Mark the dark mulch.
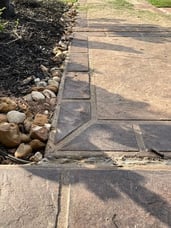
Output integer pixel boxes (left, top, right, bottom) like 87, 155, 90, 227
0, 0, 71, 97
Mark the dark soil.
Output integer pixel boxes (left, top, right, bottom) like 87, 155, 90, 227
0, 0, 72, 97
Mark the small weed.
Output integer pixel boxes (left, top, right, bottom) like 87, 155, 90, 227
0, 8, 8, 31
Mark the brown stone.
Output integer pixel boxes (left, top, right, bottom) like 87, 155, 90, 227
15, 143, 32, 158
0, 114, 7, 123
32, 86, 45, 92
33, 114, 48, 126
24, 118, 32, 133
0, 122, 21, 148
51, 69, 62, 78
29, 139, 46, 151
0, 97, 17, 113
30, 125, 49, 142
20, 133, 31, 143
46, 85, 58, 93
49, 98, 57, 106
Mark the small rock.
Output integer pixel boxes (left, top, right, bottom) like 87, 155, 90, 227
50, 68, 62, 78
21, 76, 34, 86
34, 78, 40, 84
48, 79, 59, 88
32, 86, 45, 92
44, 123, 51, 131
31, 91, 45, 101
20, 133, 31, 143
46, 85, 58, 93
37, 81, 47, 87
43, 89, 56, 99
23, 94, 33, 102
44, 110, 49, 115
24, 119, 32, 133
29, 139, 46, 150
0, 97, 17, 113
53, 76, 61, 82
0, 114, 7, 123
0, 122, 21, 148
49, 98, 57, 106
30, 125, 49, 142
33, 114, 48, 126
7, 111, 26, 124
15, 143, 32, 158
30, 152, 43, 162
40, 64, 49, 73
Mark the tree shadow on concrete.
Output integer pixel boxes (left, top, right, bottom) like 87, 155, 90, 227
83, 17, 171, 44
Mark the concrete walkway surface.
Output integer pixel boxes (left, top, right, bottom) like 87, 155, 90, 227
0, 167, 171, 228
1, 0, 171, 227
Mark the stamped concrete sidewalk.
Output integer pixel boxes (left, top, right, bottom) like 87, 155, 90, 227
1, 0, 171, 227
47, 0, 171, 158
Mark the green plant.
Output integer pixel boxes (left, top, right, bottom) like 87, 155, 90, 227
0, 8, 8, 31
147, 0, 171, 7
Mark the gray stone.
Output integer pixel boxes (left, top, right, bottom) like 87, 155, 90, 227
43, 89, 56, 99
61, 123, 138, 151
31, 91, 45, 101
48, 79, 59, 88
7, 110, 26, 124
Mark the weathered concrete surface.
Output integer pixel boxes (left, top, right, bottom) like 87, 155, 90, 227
63, 72, 90, 99
0, 167, 60, 228
67, 169, 171, 228
61, 123, 138, 151
89, 36, 171, 120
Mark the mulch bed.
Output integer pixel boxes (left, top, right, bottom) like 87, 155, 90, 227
0, 0, 72, 97
0, 0, 76, 164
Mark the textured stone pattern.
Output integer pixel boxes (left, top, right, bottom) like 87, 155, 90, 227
68, 170, 171, 228
52, 0, 171, 154
0, 168, 60, 228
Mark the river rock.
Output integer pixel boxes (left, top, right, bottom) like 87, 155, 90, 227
24, 119, 32, 133
30, 152, 43, 162
44, 123, 51, 131
7, 111, 26, 124
15, 143, 32, 158
0, 122, 21, 147
32, 86, 45, 92
33, 114, 48, 126
46, 85, 58, 93
29, 139, 46, 150
48, 79, 59, 88
37, 81, 47, 87
50, 69, 62, 78
53, 76, 61, 82
31, 91, 45, 101
20, 133, 31, 143
0, 114, 7, 123
23, 94, 33, 102
42, 89, 56, 99
30, 125, 49, 142
0, 97, 17, 113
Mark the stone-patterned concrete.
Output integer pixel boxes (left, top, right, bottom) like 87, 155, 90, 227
68, 170, 171, 228
48, 0, 171, 155
61, 123, 138, 151
0, 167, 60, 228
